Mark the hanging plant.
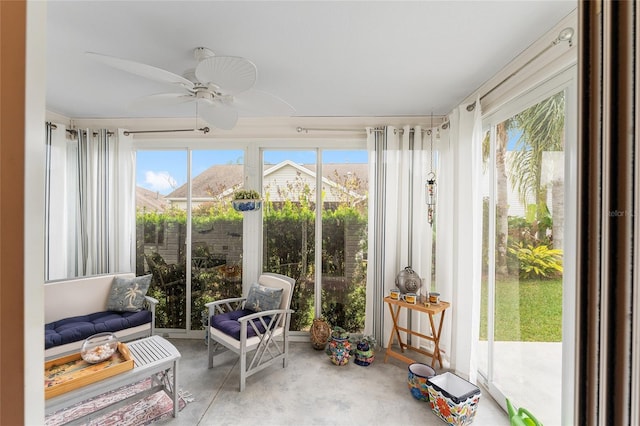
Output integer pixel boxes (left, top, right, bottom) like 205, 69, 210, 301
232, 189, 261, 200
232, 189, 262, 212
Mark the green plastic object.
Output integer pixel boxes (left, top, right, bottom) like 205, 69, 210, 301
506, 398, 543, 426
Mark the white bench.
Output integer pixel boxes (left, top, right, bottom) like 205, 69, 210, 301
45, 273, 157, 359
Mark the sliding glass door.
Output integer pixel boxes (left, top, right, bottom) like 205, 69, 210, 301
479, 87, 568, 424
319, 151, 368, 333
136, 148, 244, 333
262, 150, 318, 332
136, 150, 188, 330
261, 149, 368, 334
189, 150, 245, 331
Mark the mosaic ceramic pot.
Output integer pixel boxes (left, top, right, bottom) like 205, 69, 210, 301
353, 342, 375, 366
408, 362, 436, 401
327, 336, 351, 366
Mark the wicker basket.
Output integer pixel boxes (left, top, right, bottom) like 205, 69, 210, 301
310, 318, 331, 350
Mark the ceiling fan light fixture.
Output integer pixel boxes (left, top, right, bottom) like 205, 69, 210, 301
194, 89, 215, 101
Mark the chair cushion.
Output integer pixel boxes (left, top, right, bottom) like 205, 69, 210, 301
105, 274, 152, 312
210, 309, 273, 340
244, 282, 283, 313
44, 310, 152, 349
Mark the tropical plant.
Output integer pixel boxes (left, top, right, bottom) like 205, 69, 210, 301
509, 92, 565, 244
508, 242, 563, 279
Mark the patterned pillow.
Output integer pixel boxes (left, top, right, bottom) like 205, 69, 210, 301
244, 282, 283, 313
106, 275, 152, 312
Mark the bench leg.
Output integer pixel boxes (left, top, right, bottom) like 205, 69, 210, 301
172, 360, 179, 417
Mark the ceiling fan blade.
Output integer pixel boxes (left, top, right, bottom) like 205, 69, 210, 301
195, 56, 257, 94
128, 93, 195, 110
86, 52, 194, 88
232, 89, 296, 116
197, 99, 238, 130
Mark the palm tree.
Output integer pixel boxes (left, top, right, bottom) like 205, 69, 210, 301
482, 123, 510, 277
495, 122, 510, 276
509, 92, 565, 247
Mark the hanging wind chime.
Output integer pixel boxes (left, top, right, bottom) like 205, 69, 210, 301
426, 116, 437, 225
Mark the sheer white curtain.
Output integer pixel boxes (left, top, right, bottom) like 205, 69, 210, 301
445, 97, 483, 381
45, 125, 134, 280
365, 125, 433, 347
45, 123, 73, 280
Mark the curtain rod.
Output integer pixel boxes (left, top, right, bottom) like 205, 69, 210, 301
466, 27, 574, 112
48, 123, 113, 137
47, 122, 209, 136
123, 127, 210, 136
296, 121, 450, 135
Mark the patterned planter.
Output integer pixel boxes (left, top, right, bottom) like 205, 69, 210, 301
408, 362, 436, 402
326, 336, 351, 366
232, 199, 262, 212
353, 341, 375, 366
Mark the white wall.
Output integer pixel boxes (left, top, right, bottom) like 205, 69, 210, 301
25, 1, 47, 424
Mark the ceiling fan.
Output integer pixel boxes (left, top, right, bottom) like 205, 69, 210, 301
86, 47, 295, 130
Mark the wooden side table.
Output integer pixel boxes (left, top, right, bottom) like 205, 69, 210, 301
383, 296, 450, 368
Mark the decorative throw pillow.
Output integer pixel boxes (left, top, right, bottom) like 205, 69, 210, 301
106, 274, 152, 312
244, 282, 283, 313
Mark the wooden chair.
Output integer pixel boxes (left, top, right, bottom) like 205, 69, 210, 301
205, 273, 295, 391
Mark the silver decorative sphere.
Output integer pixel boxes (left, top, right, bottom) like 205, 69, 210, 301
395, 266, 422, 294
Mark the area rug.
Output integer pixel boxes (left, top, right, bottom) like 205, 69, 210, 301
45, 378, 190, 426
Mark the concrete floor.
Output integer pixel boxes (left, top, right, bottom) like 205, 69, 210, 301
156, 338, 509, 426
477, 341, 563, 425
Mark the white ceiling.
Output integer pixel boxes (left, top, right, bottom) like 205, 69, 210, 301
46, 1, 576, 123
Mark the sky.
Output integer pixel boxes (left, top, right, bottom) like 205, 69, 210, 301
136, 149, 368, 195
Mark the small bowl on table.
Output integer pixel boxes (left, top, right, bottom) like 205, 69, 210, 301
81, 332, 119, 364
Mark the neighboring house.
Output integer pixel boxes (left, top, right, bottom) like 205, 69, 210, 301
136, 186, 168, 212
165, 160, 369, 210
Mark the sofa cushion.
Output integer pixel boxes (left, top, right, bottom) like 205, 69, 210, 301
210, 309, 272, 340
45, 310, 152, 349
106, 274, 152, 312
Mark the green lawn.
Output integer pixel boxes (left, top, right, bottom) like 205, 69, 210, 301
479, 277, 562, 342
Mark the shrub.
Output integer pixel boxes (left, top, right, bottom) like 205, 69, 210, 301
508, 242, 563, 280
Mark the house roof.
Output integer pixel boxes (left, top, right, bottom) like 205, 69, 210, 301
136, 186, 168, 212
166, 162, 368, 200
166, 164, 245, 200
